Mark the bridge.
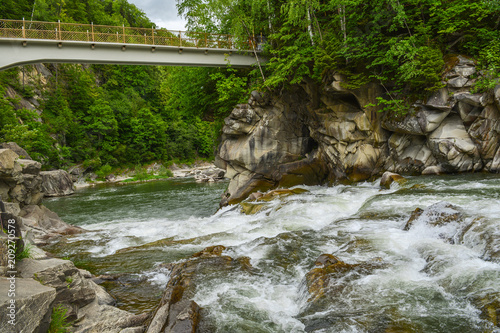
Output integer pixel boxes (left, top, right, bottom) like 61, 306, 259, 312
0, 19, 264, 71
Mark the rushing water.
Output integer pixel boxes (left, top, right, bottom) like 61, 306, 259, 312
43, 175, 500, 332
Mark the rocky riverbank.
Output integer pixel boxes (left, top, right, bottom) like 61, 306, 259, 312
70, 161, 225, 189
0, 143, 149, 332
216, 56, 500, 206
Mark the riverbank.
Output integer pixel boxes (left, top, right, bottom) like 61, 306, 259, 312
73, 161, 226, 189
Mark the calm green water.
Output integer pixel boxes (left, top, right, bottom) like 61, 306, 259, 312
43, 174, 500, 332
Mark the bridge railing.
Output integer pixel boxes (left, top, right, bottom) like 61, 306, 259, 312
0, 19, 257, 51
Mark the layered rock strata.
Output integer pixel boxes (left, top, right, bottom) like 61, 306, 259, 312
217, 56, 500, 205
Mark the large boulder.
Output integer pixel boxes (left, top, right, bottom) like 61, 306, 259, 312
40, 170, 75, 197
0, 142, 31, 160
147, 245, 252, 333
19, 204, 84, 243
18, 258, 96, 320
0, 277, 56, 333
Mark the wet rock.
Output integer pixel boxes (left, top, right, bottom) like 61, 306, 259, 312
304, 254, 385, 303
380, 171, 407, 189
403, 202, 463, 231
40, 170, 75, 197
254, 188, 309, 202
240, 201, 268, 215
146, 246, 252, 333
240, 188, 308, 215
0, 277, 56, 333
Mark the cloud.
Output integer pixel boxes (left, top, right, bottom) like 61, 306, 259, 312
128, 0, 187, 30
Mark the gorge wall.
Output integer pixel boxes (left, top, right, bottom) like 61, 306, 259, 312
216, 56, 500, 205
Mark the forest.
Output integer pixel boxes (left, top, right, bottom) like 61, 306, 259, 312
0, 0, 499, 173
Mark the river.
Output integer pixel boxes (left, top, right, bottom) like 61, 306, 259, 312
43, 175, 500, 332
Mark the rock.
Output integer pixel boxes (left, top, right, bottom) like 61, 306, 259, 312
19, 204, 85, 242
0, 142, 31, 160
239, 188, 309, 215
193, 167, 225, 183
304, 255, 385, 303
75, 299, 149, 333
416, 108, 451, 133
17, 159, 41, 175
423, 88, 454, 111
381, 112, 425, 135
0, 277, 56, 333
427, 115, 483, 172
18, 258, 96, 320
403, 202, 463, 231
448, 76, 471, 88
468, 105, 500, 171
0, 149, 19, 178
380, 171, 407, 188
455, 93, 483, 107
422, 165, 445, 175
40, 170, 75, 197
146, 246, 252, 333
385, 133, 436, 174
248, 90, 269, 107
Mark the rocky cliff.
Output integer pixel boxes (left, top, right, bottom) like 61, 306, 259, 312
216, 56, 500, 205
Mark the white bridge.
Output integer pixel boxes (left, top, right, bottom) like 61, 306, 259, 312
0, 19, 263, 70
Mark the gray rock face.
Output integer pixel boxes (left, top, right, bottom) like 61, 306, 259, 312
428, 115, 483, 172
0, 277, 56, 333
216, 56, 500, 205
0, 148, 44, 207
18, 258, 96, 320
0, 142, 31, 160
40, 170, 75, 197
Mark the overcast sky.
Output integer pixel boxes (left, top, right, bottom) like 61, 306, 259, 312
128, 0, 187, 31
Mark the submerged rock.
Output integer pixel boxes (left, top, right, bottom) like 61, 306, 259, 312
403, 202, 464, 231
380, 171, 407, 189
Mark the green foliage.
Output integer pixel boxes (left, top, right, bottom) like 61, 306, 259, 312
124, 165, 173, 182
95, 164, 113, 180
48, 305, 71, 333
16, 242, 32, 261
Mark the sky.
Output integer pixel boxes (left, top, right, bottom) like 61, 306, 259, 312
128, 0, 187, 31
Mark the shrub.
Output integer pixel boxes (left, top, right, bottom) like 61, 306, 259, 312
48, 305, 71, 333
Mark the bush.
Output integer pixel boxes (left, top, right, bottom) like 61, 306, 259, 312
48, 305, 71, 333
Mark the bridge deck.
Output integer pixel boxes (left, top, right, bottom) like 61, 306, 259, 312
0, 19, 262, 70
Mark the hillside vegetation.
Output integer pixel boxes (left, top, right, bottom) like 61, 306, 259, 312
1, 0, 499, 172
0, 0, 249, 171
